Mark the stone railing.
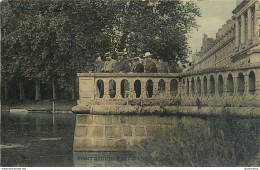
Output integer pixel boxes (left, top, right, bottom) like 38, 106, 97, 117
74, 63, 260, 114
77, 73, 182, 107
182, 63, 260, 107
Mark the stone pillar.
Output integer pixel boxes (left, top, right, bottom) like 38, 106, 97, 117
153, 79, 159, 99
103, 79, 109, 99
141, 79, 147, 99
247, 7, 253, 45
129, 78, 134, 99
244, 74, 249, 97
165, 79, 171, 98
115, 79, 121, 99
235, 19, 240, 51
254, 1, 260, 39
241, 13, 246, 48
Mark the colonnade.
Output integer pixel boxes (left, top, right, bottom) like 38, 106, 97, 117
235, 0, 260, 50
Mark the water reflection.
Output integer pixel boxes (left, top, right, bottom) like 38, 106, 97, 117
1, 111, 152, 167
1, 111, 75, 167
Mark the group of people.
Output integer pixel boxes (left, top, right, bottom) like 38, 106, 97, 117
93, 51, 183, 98
94, 51, 171, 74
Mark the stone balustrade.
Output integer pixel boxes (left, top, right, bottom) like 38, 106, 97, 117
77, 73, 181, 108
182, 63, 260, 107
73, 63, 260, 114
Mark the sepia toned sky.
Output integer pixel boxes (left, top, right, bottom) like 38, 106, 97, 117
188, 0, 237, 60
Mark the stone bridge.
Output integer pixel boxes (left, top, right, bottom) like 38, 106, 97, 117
72, 63, 260, 152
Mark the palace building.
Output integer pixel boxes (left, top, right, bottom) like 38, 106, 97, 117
188, 0, 260, 72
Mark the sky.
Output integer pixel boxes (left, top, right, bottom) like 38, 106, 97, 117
187, 0, 237, 60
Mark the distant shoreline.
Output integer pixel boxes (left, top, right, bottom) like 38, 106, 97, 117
2, 99, 76, 113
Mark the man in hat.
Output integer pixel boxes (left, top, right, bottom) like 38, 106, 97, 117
103, 52, 118, 73
115, 52, 130, 73
143, 52, 157, 73
132, 57, 144, 73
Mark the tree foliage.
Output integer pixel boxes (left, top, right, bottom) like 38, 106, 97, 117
1, 1, 201, 100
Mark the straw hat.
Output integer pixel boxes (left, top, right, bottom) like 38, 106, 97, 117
143, 52, 153, 58
105, 52, 111, 56
116, 52, 127, 56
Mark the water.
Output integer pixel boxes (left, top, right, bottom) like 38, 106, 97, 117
1, 111, 148, 167
1, 111, 76, 167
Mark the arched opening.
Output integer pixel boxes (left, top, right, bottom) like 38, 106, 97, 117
237, 73, 245, 96
218, 75, 224, 97
203, 76, 207, 96
191, 77, 195, 96
121, 79, 129, 98
158, 79, 165, 94
96, 80, 104, 98
146, 80, 153, 98
182, 79, 185, 96
170, 79, 178, 96
109, 80, 116, 98
249, 71, 255, 95
134, 80, 141, 98
227, 74, 234, 96
209, 75, 215, 96
196, 77, 201, 97
186, 78, 189, 95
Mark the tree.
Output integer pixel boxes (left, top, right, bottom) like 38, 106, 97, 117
1, 1, 201, 101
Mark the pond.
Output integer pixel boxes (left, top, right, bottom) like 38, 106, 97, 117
1, 111, 148, 167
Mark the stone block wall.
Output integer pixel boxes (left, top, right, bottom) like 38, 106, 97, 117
74, 114, 179, 151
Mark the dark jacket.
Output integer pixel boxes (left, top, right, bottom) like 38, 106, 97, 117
95, 61, 105, 73
133, 63, 144, 73
115, 59, 130, 73
145, 61, 157, 73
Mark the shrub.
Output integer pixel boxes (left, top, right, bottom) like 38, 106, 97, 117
133, 110, 259, 166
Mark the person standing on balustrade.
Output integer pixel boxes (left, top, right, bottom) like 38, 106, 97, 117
157, 58, 168, 73
103, 52, 118, 73
115, 52, 130, 73
115, 52, 130, 98
132, 57, 144, 73
94, 54, 105, 73
144, 52, 157, 73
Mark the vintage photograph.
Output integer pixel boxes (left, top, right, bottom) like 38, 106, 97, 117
1, 0, 259, 167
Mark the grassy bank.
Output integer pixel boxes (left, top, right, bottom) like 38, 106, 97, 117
133, 110, 260, 166
2, 99, 77, 112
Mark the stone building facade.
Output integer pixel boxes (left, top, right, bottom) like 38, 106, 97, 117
189, 0, 260, 72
